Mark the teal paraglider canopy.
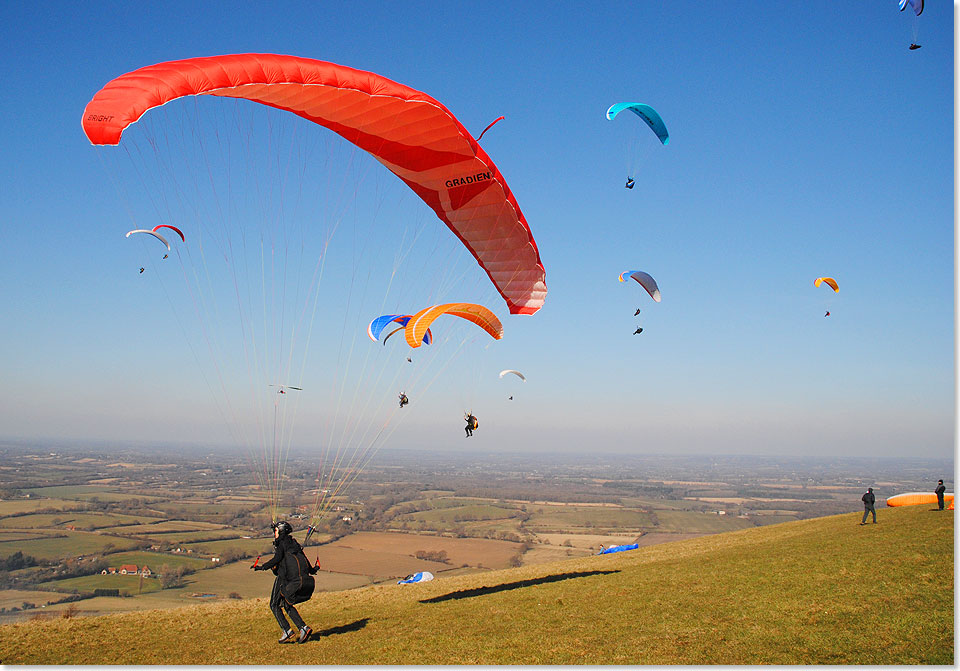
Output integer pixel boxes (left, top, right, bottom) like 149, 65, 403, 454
606, 103, 669, 145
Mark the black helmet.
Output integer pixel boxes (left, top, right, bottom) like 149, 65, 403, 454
271, 520, 293, 536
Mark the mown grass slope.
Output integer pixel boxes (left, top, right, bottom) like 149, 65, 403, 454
0, 506, 951, 665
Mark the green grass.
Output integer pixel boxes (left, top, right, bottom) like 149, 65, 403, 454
651, 509, 755, 533
399, 504, 518, 525
0, 512, 161, 530
42, 573, 163, 596
0, 531, 142, 560
0, 499, 89, 516
181, 536, 276, 557
100, 551, 211, 572
525, 506, 654, 531
24, 486, 165, 503
0, 506, 951, 664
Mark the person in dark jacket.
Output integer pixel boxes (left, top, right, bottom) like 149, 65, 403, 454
860, 487, 876, 525
252, 521, 318, 643
464, 413, 477, 437
935, 479, 946, 510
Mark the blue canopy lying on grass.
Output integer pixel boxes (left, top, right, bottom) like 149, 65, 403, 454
599, 543, 639, 555
398, 571, 434, 584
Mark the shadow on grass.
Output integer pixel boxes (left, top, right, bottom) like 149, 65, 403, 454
419, 570, 618, 604
314, 617, 369, 639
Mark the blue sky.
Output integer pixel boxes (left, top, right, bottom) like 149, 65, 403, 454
0, 2, 954, 459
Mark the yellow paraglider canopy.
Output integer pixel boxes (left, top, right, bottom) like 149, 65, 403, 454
814, 277, 839, 293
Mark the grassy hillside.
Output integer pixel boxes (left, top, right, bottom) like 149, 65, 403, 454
0, 506, 951, 665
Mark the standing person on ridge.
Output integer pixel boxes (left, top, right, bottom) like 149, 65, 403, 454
935, 479, 946, 510
251, 521, 318, 644
860, 487, 876, 525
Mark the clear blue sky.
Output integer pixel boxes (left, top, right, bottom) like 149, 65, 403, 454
0, 2, 954, 459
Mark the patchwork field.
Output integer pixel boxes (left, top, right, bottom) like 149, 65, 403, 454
651, 510, 754, 534
334, 531, 523, 570
25, 486, 165, 503
0, 499, 89, 516
182, 536, 277, 558
43, 573, 163, 596
309, 545, 450, 578
0, 589, 64, 611
0, 530, 143, 561
100, 551, 211, 572
533, 532, 640, 549
525, 504, 654, 532
0, 512, 161, 529
398, 503, 518, 525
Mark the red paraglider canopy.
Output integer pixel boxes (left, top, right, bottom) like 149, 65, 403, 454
82, 54, 546, 315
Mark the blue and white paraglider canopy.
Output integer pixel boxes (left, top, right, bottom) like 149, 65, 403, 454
398, 571, 434, 584
599, 543, 639, 555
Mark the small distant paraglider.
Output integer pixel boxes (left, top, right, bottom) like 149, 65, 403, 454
620, 270, 662, 302
607, 102, 669, 190
126, 228, 171, 253
270, 384, 302, 395
815, 277, 838, 317
464, 412, 478, 437
620, 270, 660, 335
398, 392, 409, 408
814, 277, 839, 293
499, 369, 525, 400
899, 0, 923, 50
476, 115, 505, 142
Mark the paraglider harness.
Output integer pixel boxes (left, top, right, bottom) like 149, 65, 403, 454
464, 413, 478, 436
253, 522, 318, 606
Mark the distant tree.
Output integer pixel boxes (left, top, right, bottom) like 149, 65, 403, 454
0, 551, 38, 571
159, 565, 188, 589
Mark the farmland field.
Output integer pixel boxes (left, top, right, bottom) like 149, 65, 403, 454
101, 551, 211, 572
334, 531, 523, 570
533, 532, 640, 549
0, 589, 64, 611
0, 531, 142, 560
309, 545, 450, 578
0, 499, 89, 516
0, 512, 161, 529
652, 510, 754, 534
397, 503, 518, 525
25, 486, 165, 503
43, 573, 163, 596
105, 520, 228, 534
167, 560, 373, 600
182, 536, 277, 558
525, 505, 654, 531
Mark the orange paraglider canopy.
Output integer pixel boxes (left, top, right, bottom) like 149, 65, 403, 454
814, 277, 839, 293
404, 303, 503, 348
886, 492, 953, 509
